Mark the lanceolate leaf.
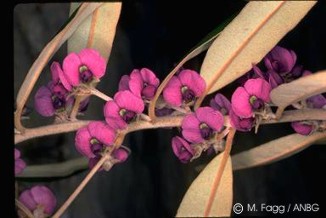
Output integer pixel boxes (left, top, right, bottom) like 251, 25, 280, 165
176, 129, 235, 217
197, 1, 316, 106
15, 3, 103, 132
68, 2, 122, 61
176, 156, 233, 217
232, 132, 326, 171
148, 15, 237, 119
270, 70, 326, 118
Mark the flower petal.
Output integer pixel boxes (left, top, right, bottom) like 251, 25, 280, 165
78, 48, 106, 79
231, 87, 252, 118
129, 69, 143, 97
15, 159, 26, 175
50, 61, 60, 83
34, 86, 55, 117
30, 186, 57, 215
210, 93, 231, 115
178, 69, 206, 96
291, 122, 314, 135
163, 76, 182, 106
75, 127, 94, 158
114, 90, 144, 113
307, 94, 326, 109
118, 75, 130, 91
113, 147, 130, 162
195, 107, 224, 132
54, 62, 73, 91
19, 190, 37, 211
15, 148, 21, 159
181, 114, 203, 143
140, 68, 160, 87
87, 121, 116, 146
244, 78, 271, 102
104, 100, 127, 129
63, 52, 81, 87
171, 136, 194, 163
229, 109, 254, 132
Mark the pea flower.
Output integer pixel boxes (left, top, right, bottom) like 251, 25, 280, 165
171, 136, 194, 163
104, 90, 145, 129
61, 48, 106, 91
119, 68, 160, 100
15, 148, 26, 175
231, 78, 271, 118
163, 69, 206, 107
19, 185, 56, 217
210, 93, 231, 115
181, 107, 224, 143
75, 121, 116, 159
291, 122, 315, 136
264, 46, 297, 75
229, 109, 254, 132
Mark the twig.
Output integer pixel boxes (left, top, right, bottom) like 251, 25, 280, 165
69, 96, 83, 121
15, 199, 34, 218
52, 155, 108, 218
89, 87, 112, 101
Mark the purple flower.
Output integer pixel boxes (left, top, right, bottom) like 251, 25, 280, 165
307, 94, 326, 109
88, 146, 130, 170
231, 78, 271, 118
171, 136, 194, 163
155, 107, 174, 117
264, 46, 297, 75
19, 185, 56, 216
15, 148, 26, 175
118, 75, 131, 91
229, 109, 254, 132
61, 49, 106, 91
210, 93, 231, 115
128, 68, 160, 100
104, 90, 145, 129
75, 121, 116, 159
163, 69, 206, 107
182, 107, 224, 143
291, 121, 314, 135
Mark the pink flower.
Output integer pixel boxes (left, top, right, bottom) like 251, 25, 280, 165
15, 148, 26, 175
209, 93, 231, 115
88, 146, 130, 170
229, 109, 254, 132
307, 94, 326, 109
19, 185, 56, 216
231, 78, 271, 118
291, 121, 315, 135
264, 46, 297, 74
118, 75, 131, 91
171, 136, 194, 163
61, 49, 106, 90
163, 69, 206, 107
34, 82, 71, 117
104, 90, 145, 129
182, 107, 224, 143
75, 121, 116, 159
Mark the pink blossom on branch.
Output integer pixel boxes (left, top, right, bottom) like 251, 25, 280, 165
61, 48, 106, 90
182, 107, 224, 143
19, 185, 57, 217
15, 148, 26, 175
163, 69, 206, 107
104, 90, 145, 129
171, 136, 194, 163
231, 78, 271, 118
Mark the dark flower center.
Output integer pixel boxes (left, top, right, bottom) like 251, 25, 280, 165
119, 109, 136, 123
249, 96, 264, 110
79, 65, 93, 83
52, 95, 65, 110
90, 138, 104, 156
199, 123, 214, 140
181, 86, 195, 104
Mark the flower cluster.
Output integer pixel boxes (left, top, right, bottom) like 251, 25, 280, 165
34, 48, 106, 118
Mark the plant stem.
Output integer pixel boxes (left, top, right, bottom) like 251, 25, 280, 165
52, 155, 108, 218
90, 87, 112, 101
15, 199, 34, 218
69, 96, 83, 121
